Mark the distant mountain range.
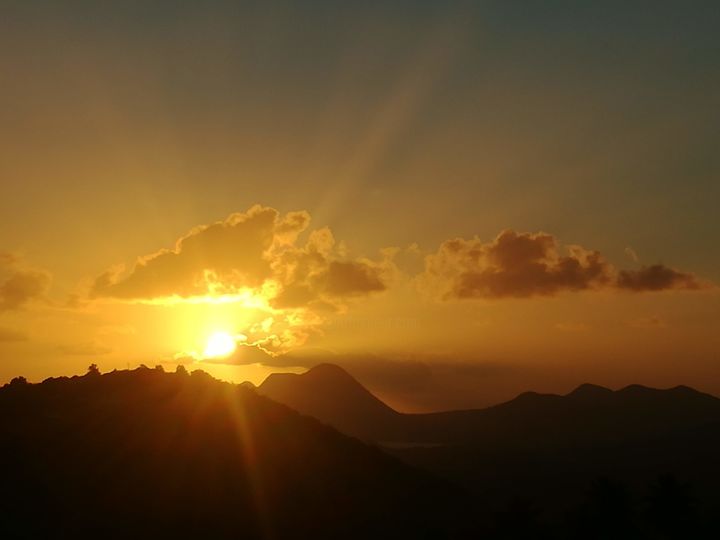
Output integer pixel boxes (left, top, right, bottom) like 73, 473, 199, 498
259, 363, 720, 447
259, 364, 720, 515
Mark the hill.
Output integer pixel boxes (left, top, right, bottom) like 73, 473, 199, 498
257, 364, 720, 523
259, 364, 720, 448
259, 363, 403, 442
0, 367, 462, 539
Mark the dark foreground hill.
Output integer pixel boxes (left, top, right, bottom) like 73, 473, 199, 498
0, 368, 463, 540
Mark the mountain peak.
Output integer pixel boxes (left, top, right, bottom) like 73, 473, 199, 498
261, 363, 362, 393
258, 363, 399, 441
305, 362, 356, 380
668, 384, 703, 395
567, 383, 613, 398
618, 384, 655, 395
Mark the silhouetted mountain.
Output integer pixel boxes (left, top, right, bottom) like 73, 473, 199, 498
259, 363, 403, 441
257, 363, 720, 530
567, 382, 614, 398
0, 368, 463, 539
4, 366, 719, 538
259, 364, 720, 448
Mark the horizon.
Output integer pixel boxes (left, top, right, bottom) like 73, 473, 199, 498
7, 361, 720, 415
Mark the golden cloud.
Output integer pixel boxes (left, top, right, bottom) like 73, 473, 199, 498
90, 205, 388, 308
90, 206, 391, 356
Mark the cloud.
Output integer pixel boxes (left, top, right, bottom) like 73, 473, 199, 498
90, 205, 388, 309
0, 327, 27, 343
270, 229, 387, 310
616, 264, 704, 292
421, 230, 709, 300
422, 230, 612, 299
89, 211, 710, 360
90, 206, 389, 354
0, 253, 51, 311
90, 206, 292, 299
203, 343, 277, 366
165, 341, 278, 367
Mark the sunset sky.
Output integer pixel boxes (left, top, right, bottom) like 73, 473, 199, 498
1, 1, 719, 411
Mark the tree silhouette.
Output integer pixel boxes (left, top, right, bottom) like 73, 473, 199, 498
175, 365, 188, 376
490, 496, 547, 539
571, 477, 637, 539
87, 364, 100, 376
646, 474, 697, 539
9, 376, 27, 386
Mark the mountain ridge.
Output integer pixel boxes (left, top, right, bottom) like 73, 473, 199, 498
255, 363, 720, 517
258, 363, 720, 447
0, 367, 461, 539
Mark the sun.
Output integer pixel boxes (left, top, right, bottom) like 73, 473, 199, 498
203, 331, 237, 359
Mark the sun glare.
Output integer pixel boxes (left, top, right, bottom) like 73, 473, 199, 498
203, 331, 237, 358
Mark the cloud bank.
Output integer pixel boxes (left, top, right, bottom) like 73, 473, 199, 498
87, 208, 710, 362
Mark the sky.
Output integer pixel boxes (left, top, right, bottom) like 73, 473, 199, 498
1, 1, 719, 411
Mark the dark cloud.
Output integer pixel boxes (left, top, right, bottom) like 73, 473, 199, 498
91, 206, 388, 309
0, 253, 51, 311
323, 261, 386, 296
424, 230, 612, 299
423, 230, 709, 299
272, 259, 386, 309
616, 264, 703, 292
